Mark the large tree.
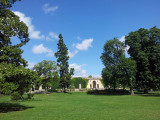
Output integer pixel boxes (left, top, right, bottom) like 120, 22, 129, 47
55, 34, 74, 92
0, 2, 29, 66
125, 27, 160, 93
101, 38, 137, 94
117, 57, 137, 95
0, 63, 37, 98
101, 38, 125, 89
33, 60, 57, 91
0, 0, 33, 98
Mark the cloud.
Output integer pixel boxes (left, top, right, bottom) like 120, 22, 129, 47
32, 44, 54, 57
77, 36, 82, 40
119, 36, 125, 42
27, 62, 36, 69
43, 3, 58, 14
69, 63, 87, 77
119, 36, 129, 55
76, 38, 93, 51
46, 32, 59, 41
68, 50, 78, 58
14, 11, 45, 40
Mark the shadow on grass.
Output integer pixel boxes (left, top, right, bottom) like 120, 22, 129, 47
0, 103, 34, 113
134, 92, 160, 97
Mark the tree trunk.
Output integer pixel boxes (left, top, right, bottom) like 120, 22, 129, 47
144, 89, 148, 94
130, 87, 134, 95
62, 87, 65, 93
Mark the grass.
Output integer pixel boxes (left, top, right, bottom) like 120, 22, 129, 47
0, 92, 160, 120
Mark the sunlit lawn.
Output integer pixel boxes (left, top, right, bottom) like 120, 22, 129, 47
0, 92, 160, 120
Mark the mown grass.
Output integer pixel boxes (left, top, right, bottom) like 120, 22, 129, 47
0, 92, 160, 120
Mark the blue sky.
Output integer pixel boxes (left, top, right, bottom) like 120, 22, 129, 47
11, 0, 160, 77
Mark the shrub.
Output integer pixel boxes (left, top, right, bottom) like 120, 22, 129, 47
11, 92, 21, 101
86, 89, 130, 95
27, 93, 34, 99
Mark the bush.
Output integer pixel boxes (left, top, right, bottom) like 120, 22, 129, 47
27, 93, 34, 99
86, 89, 130, 95
11, 92, 21, 101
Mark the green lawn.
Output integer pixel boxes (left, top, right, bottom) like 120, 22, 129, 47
0, 92, 160, 120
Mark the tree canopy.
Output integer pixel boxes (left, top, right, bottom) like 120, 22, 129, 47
33, 60, 57, 90
125, 26, 160, 93
101, 38, 136, 94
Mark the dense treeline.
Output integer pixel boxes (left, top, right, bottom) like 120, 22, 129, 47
101, 27, 160, 94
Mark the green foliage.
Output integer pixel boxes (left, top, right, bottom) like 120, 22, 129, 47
125, 26, 160, 92
27, 93, 34, 99
0, 63, 37, 97
88, 75, 92, 78
0, 8, 29, 67
11, 92, 21, 101
101, 38, 125, 89
55, 34, 74, 92
33, 60, 57, 90
86, 89, 130, 95
71, 77, 89, 88
51, 72, 60, 90
0, 0, 21, 9
101, 38, 137, 94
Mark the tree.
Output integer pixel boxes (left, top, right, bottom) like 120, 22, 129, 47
117, 57, 137, 95
0, 63, 37, 98
33, 60, 57, 91
55, 34, 74, 92
101, 38, 137, 94
125, 27, 160, 93
51, 72, 60, 90
101, 38, 125, 89
0, 3, 29, 66
0, 0, 32, 98
0, 0, 21, 9
88, 75, 92, 78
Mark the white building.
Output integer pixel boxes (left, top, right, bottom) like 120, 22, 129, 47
86, 77, 104, 89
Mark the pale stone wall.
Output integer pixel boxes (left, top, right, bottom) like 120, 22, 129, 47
86, 78, 104, 89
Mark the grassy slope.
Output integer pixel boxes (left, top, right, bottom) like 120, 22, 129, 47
0, 92, 160, 120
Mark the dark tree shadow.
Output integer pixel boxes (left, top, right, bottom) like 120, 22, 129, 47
134, 91, 160, 97
0, 103, 34, 113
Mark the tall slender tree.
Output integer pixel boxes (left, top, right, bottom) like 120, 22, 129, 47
55, 34, 74, 92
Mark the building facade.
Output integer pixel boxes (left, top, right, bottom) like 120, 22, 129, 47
86, 77, 104, 89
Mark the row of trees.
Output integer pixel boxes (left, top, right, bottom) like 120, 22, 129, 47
101, 27, 160, 94
0, 0, 74, 99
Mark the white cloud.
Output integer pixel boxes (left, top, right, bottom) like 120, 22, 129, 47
14, 11, 45, 40
76, 38, 93, 51
43, 3, 58, 14
27, 62, 36, 69
49, 32, 59, 40
68, 50, 78, 58
119, 36, 125, 42
46, 32, 59, 41
32, 44, 54, 57
77, 36, 82, 40
69, 63, 87, 77
119, 36, 129, 55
